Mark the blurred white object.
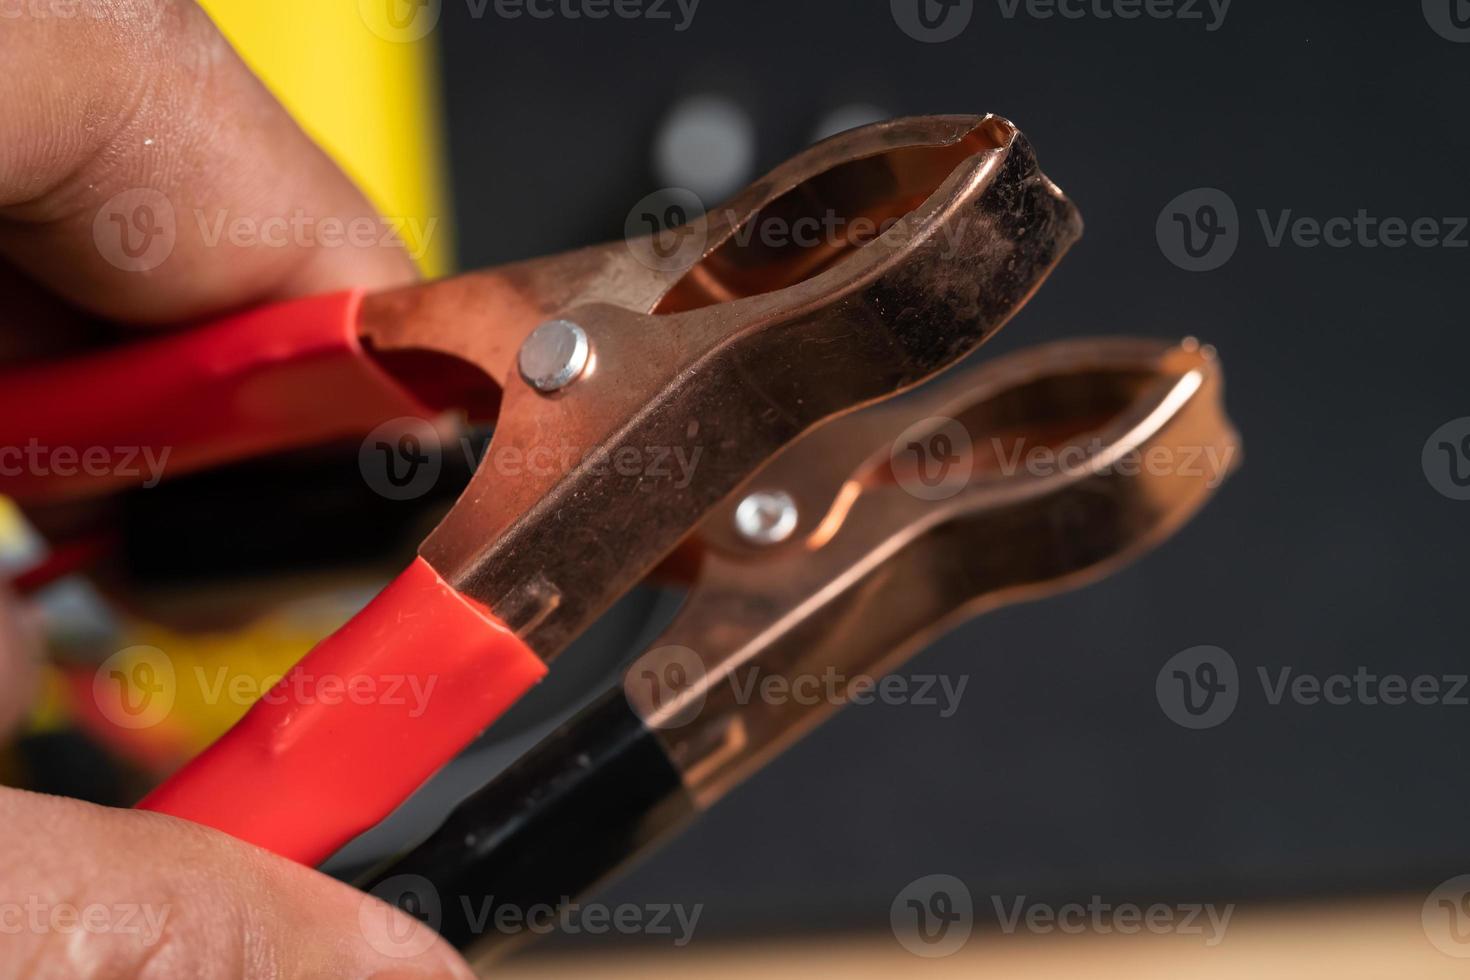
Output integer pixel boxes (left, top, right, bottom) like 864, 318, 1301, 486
812, 103, 890, 143
654, 94, 756, 203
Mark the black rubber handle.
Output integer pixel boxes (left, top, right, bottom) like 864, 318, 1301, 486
358, 690, 695, 959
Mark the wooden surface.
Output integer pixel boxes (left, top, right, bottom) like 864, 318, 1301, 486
495, 899, 1464, 978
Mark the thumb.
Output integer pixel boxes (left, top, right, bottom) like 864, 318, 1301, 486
0, 787, 474, 979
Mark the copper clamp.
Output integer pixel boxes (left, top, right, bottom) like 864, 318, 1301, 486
628, 335, 1242, 805
361, 114, 1084, 661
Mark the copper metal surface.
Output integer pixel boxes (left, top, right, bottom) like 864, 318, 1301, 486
626, 337, 1241, 806
359, 115, 1083, 658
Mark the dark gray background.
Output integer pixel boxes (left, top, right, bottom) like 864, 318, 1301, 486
430, 0, 1470, 944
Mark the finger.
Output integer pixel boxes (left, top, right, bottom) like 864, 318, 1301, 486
0, 0, 418, 326
0, 787, 474, 979
0, 587, 40, 741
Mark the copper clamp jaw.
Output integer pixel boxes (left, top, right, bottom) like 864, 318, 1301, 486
628, 336, 1242, 805
360, 115, 1084, 661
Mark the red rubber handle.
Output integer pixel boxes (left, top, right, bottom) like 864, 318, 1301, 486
0, 290, 429, 503
138, 558, 546, 865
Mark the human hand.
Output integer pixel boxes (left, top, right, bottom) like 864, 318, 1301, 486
0, 2, 468, 975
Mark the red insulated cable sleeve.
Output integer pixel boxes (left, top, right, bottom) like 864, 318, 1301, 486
0, 290, 430, 503
137, 557, 546, 866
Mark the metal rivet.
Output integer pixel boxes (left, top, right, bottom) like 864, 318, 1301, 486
519, 319, 590, 394
734, 490, 799, 546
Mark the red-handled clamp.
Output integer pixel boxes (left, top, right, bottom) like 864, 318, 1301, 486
0, 290, 424, 503
0, 116, 1083, 864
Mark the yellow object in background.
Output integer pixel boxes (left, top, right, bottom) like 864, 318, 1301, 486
0, 498, 26, 558
58, 590, 382, 773
111, 605, 356, 757
198, 0, 454, 276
